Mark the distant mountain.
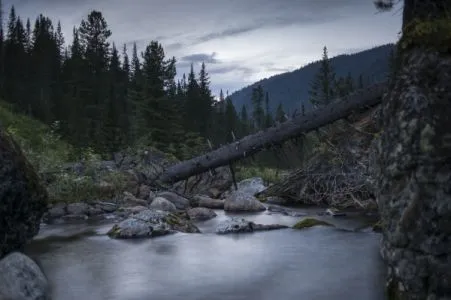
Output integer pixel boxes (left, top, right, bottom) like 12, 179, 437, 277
230, 44, 395, 115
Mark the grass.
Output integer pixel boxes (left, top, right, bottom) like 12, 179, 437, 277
0, 101, 129, 204
235, 166, 284, 185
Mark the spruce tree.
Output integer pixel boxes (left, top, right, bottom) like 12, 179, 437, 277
251, 84, 265, 130
309, 46, 336, 107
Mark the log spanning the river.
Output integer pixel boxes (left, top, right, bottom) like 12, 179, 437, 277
158, 81, 387, 184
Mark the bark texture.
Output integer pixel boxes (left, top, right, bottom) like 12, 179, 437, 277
374, 1, 451, 298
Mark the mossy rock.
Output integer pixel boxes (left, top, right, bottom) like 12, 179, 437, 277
292, 218, 333, 230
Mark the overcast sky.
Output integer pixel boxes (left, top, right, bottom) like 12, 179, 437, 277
4, 0, 402, 96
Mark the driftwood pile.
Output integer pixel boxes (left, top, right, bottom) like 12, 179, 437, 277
256, 106, 381, 209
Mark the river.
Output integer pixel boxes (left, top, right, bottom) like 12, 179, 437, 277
26, 209, 387, 300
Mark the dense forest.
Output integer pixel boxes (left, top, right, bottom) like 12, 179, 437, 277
0, 6, 382, 165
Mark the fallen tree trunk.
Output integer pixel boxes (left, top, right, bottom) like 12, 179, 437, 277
158, 81, 387, 184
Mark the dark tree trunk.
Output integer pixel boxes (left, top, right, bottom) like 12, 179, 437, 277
374, 1, 451, 299
158, 82, 386, 183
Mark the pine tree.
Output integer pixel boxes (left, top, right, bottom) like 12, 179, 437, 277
78, 10, 111, 152
264, 91, 273, 128
251, 84, 265, 129
275, 102, 286, 123
309, 46, 336, 107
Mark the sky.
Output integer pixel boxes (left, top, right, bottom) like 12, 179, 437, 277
4, 0, 402, 96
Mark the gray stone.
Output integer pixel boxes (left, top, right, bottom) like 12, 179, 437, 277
194, 195, 225, 209
157, 191, 190, 209
215, 218, 287, 234
235, 177, 267, 196
224, 191, 266, 212
108, 209, 200, 239
0, 252, 50, 300
149, 196, 177, 212
47, 203, 66, 218
122, 191, 148, 207
66, 202, 89, 215
187, 207, 217, 221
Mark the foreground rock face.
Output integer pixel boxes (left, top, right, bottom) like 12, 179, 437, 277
0, 252, 49, 300
215, 218, 287, 234
373, 37, 451, 299
108, 209, 200, 239
224, 191, 266, 212
0, 130, 48, 258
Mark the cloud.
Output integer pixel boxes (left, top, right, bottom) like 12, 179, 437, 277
180, 52, 220, 64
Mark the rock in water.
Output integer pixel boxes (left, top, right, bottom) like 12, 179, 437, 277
108, 209, 200, 239
224, 191, 266, 212
215, 218, 287, 234
187, 207, 217, 221
0, 130, 48, 258
0, 252, 50, 300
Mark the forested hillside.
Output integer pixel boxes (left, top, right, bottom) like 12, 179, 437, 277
0, 4, 394, 169
229, 44, 394, 115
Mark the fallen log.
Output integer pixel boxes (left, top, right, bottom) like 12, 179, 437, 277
158, 81, 387, 184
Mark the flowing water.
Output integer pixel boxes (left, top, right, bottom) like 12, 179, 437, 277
26, 209, 386, 300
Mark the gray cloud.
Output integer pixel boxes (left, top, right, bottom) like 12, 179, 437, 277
180, 52, 220, 64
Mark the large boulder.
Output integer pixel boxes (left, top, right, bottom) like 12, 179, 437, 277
0, 130, 48, 258
193, 195, 225, 209
236, 177, 266, 196
156, 191, 190, 210
0, 252, 50, 300
224, 191, 266, 212
108, 209, 200, 239
149, 196, 177, 212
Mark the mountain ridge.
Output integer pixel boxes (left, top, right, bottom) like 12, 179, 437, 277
229, 43, 395, 115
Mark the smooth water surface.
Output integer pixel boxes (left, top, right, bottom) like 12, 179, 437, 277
27, 210, 386, 300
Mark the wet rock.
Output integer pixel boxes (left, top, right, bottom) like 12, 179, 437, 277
157, 191, 190, 210
236, 177, 266, 196
66, 202, 89, 215
187, 207, 217, 221
95, 201, 118, 213
0, 129, 48, 258
224, 191, 266, 212
194, 195, 225, 209
292, 218, 333, 230
122, 191, 148, 207
149, 196, 177, 212
0, 252, 49, 300
215, 218, 287, 234
108, 209, 200, 239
